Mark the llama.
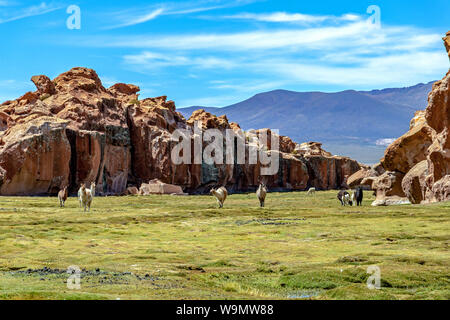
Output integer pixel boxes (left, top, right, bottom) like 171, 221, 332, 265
256, 183, 267, 207
353, 187, 363, 206
337, 190, 353, 206
210, 186, 228, 208
90, 182, 96, 197
77, 186, 82, 207
80, 182, 95, 212
307, 187, 316, 195
78, 182, 96, 207
58, 186, 68, 207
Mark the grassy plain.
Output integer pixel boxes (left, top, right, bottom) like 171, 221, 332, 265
0, 191, 448, 300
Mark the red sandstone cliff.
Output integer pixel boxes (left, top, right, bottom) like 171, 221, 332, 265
0, 68, 361, 195
347, 32, 450, 205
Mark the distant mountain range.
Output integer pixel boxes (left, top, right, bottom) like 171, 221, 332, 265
179, 82, 434, 164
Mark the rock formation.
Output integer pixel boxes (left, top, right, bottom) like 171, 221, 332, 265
348, 32, 450, 205
0, 67, 362, 195
139, 179, 185, 195
347, 163, 385, 190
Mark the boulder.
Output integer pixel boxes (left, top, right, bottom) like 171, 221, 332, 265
108, 83, 140, 98
31, 75, 56, 96
371, 196, 411, 207
187, 109, 230, 130
140, 179, 184, 195
371, 171, 408, 206
126, 186, 139, 195
401, 160, 428, 204
347, 168, 372, 188
381, 122, 433, 174
295, 142, 333, 157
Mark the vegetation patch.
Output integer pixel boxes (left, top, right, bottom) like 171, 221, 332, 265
0, 191, 448, 299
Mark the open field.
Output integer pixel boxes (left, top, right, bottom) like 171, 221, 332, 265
0, 191, 448, 300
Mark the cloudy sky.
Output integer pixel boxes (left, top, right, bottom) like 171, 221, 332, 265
0, 0, 448, 107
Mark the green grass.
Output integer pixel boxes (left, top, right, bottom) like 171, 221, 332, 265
0, 191, 448, 300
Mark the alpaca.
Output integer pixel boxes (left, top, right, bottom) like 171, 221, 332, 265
256, 183, 267, 207
58, 186, 68, 207
353, 187, 363, 206
78, 182, 96, 208
77, 186, 82, 207
80, 183, 95, 212
337, 190, 353, 206
307, 187, 316, 195
90, 182, 96, 197
210, 186, 228, 208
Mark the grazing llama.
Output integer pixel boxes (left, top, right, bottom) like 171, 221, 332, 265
210, 186, 228, 208
80, 182, 96, 212
352, 187, 363, 206
307, 187, 316, 195
58, 186, 68, 207
256, 183, 267, 207
337, 190, 353, 206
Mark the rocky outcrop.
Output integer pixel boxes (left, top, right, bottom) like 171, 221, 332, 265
0, 67, 362, 195
0, 118, 71, 195
347, 164, 384, 189
444, 31, 450, 60
139, 179, 185, 195
295, 142, 333, 157
31, 75, 56, 96
401, 160, 428, 204
372, 32, 450, 205
381, 121, 433, 174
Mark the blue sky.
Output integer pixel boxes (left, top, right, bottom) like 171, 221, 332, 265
0, 0, 449, 107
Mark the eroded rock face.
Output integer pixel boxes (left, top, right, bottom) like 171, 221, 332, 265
0, 68, 133, 195
0, 67, 362, 195
347, 166, 382, 189
401, 160, 428, 204
0, 118, 71, 195
444, 31, 450, 60
371, 171, 409, 206
373, 32, 450, 205
381, 122, 433, 174
31, 75, 55, 96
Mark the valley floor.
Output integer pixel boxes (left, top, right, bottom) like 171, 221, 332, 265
0, 191, 448, 300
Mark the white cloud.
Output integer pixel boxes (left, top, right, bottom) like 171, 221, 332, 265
80, 21, 441, 54
0, 79, 34, 102
375, 138, 396, 146
103, 0, 260, 29
178, 95, 244, 108
104, 8, 164, 30
0, 2, 62, 24
209, 80, 285, 93
65, 10, 448, 92
123, 51, 238, 69
262, 51, 447, 87
222, 11, 361, 24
